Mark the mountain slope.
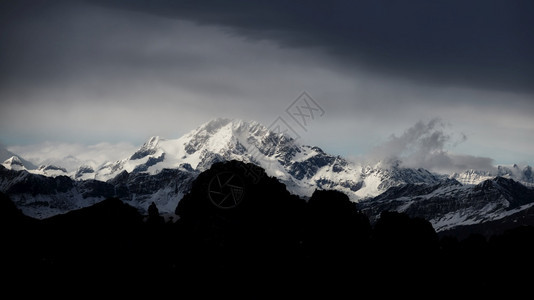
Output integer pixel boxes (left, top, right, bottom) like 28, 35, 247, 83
451, 165, 534, 186
0, 145, 37, 170
0, 163, 197, 219
2, 118, 533, 234
357, 177, 534, 232
0, 119, 442, 218
91, 118, 441, 201
2, 156, 27, 171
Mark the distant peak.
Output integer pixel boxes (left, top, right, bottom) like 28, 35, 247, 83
77, 165, 94, 171
2, 155, 27, 171
130, 136, 161, 160
37, 164, 68, 173
3, 156, 23, 165
198, 118, 265, 133
200, 118, 233, 133
146, 136, 160, 147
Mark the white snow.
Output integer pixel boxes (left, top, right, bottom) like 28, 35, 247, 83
4, 117, 534, 231
2, 156, 26, 171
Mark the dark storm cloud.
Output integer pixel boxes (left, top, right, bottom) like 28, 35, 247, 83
0, 0, 346, 144
90, 0, 534, 94
0, 0, 532, 166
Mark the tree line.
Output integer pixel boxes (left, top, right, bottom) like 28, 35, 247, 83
2, 160, 532, 297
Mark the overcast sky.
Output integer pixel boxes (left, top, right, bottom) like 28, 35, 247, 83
1, 0, 533, 171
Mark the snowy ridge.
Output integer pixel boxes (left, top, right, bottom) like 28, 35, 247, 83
357, 176, 534, 232
0, 164, 196, 219
2, 119, 444, 202
0, 165, 106, 218
451, 165, 534, 187
2, 118, 533, 233
7, 118, 532, 196
2, 156, 26, 171
450, 169, 494, 185
32, 165, 69, 177
90, 118, 441, 201
0, 118, 443, 218
0, 145, 37, 170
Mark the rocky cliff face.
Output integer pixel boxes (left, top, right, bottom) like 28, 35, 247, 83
357, 177, 534, 232
2, 118, 533, 233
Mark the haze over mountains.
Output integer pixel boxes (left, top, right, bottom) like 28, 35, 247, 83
1, 118, 533, 233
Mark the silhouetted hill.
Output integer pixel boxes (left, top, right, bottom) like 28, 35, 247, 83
43, 197, 143, 227
305, 189, 371, 259
2, 161, 533, 296
0, 192, 36, 225
175, 160, 307, 282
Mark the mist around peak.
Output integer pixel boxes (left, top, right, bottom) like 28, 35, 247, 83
361, 118, 497, 174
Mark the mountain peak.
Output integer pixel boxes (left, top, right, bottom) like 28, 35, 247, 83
197, 117, 234, 134
3, 155, 23, 165
37, 164, 67, 172
147, 136, 160, 146
194, 118, 267, 136
5, 117, 533, 234
0, 146, 37, 170
130, 136, 161, 160
34, 164, 69, 177
183, 118, 274, 155
75, 117, 445, 201
2, 156, 26, 171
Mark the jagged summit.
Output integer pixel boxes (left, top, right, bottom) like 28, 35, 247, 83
194, 118, 269, 136
0, 146, 37, 170
451, 164, 534, 186
2, 156, 26, 171
0, 118, 444, 218
39, 118, 442, 205
358, 175, 534, 232
7, 117, 530, 203
3, 155, 22, 165
2, 117, 533, 232
130, 136, 161, 160
74, 165, 95, 180
33, 164, 69, 177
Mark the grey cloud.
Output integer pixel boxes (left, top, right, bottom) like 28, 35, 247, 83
89, 0, 534, 94
0, 2, 347, 144
8, 142, 138, 172
0, 1, 327, 104
369, 118, 447, 161
443, 154, 496, 173
367, 119, 496, 173
0, 0, 532, 166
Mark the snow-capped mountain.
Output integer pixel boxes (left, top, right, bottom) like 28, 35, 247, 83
0, 162, 197, 219
0, 118, 441, 218
33, 164, 69, 177
0, 145, 37, 170
0, 164, 103, 218
451, 165, 534, 186
357, 176, 534, 232
74, 165, 96, 180
6, 118, 530, 196
1, 118, 533, 234
90, 118, 442, 201
2, 156, 27, 171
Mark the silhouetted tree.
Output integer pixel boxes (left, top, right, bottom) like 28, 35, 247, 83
147, 201, 165, 225
303, 189, 371, 279
370, 211, 440, 291
373, 211, 439, 255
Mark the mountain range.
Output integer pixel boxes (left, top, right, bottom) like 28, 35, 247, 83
1, 118, 533, 234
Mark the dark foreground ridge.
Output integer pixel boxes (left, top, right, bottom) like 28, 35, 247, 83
2, 160, 533, 296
